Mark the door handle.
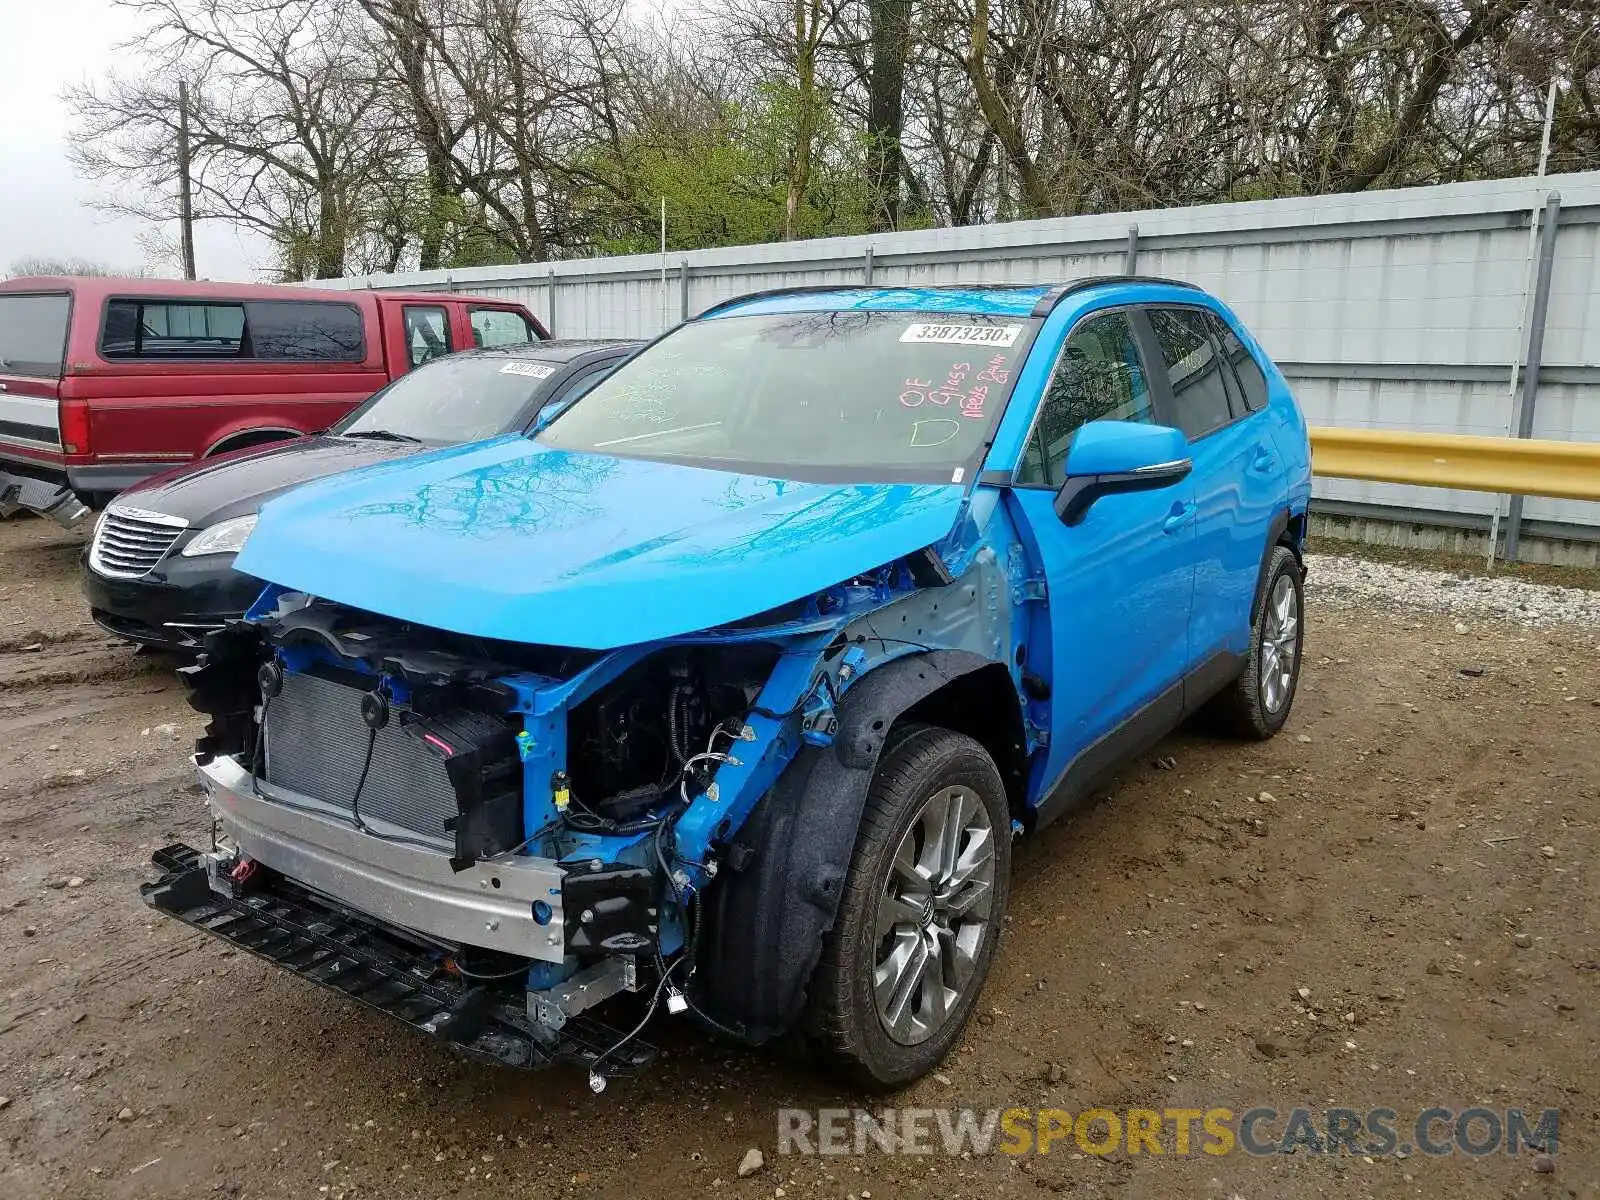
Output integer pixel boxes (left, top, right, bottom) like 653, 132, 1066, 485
1163, 501, 1197, 533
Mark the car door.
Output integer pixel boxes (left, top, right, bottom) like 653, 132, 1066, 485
1005, 306, 1198, 796
1137, 305, 1281, 672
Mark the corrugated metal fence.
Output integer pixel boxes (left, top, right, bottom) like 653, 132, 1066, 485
332, 172, 1600, 545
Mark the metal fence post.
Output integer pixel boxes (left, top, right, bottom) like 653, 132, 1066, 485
1504, 192, 1562, 563
864, 245, 874, 285
680, 259, 691, 322
546, 270, 557, 335
1123, 225, 1139, 274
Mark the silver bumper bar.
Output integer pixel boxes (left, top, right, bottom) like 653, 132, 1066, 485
196, 755, 566, 962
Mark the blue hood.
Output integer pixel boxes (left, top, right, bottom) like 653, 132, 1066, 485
235, 436, 967, 649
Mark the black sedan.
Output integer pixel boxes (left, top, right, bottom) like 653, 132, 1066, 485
83, 339, 638, 651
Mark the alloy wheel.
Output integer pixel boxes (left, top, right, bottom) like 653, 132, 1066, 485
872, 784, 996, 1046
1259, 573, 1299, 714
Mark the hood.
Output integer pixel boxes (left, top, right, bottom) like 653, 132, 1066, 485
235, 436, 968, 649
117, 436, 426, 526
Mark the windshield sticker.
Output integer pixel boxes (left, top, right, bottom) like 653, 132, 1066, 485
900, 323, 1022, 347
500, 361, 556, 379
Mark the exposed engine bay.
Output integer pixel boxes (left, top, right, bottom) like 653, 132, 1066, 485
153, 587, 857, 1082
145, 546, 1022, 1085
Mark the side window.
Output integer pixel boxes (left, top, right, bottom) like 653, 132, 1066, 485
1204, 312, 1269, 412
1146, 307, 1234, 439
245, 301, 364, 361
100, 298, 364, 362
101, 299, 246, 359
403, 305, 452, 368
471, 307, 537, 348
1016, 310, 1152, 488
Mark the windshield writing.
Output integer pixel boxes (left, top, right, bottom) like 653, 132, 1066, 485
537, 311, 1037, 482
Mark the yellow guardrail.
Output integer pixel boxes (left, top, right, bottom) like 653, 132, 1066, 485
1308, 427, 1600, 501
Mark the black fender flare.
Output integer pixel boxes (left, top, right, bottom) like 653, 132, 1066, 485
1249, 509, 1295, 626
692, 649, 996, 1042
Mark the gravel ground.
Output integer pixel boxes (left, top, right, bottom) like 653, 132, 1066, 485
1309, 551, 1600, 630
0, 517, 1596, 1200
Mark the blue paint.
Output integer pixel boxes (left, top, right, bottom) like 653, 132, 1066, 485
234, 280, 1312, 969
237, 437, 968, 650
709, 285, 1053, 318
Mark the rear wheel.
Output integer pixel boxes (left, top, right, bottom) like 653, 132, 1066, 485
1205, 544, 1304, 739
805, 726, 1010, 1090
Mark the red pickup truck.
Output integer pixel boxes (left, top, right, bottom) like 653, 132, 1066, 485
0, 277, 547, 524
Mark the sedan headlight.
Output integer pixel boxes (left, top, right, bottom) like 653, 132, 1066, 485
181, 515, 258, 557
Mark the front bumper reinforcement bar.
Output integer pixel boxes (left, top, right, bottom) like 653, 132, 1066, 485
141, 844, 655, 1075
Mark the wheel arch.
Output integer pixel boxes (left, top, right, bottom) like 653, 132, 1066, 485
693, 649, 1021, 1042
1250, 507, 1306, 627
205, 427, 302, 457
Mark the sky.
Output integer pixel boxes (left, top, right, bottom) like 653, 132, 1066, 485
0, 0, 269, 281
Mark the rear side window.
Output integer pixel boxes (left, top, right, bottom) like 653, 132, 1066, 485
100, 298, 365, 362
248, 301, 364, 360
0, 293, 71, 378
1145, 307, 1234, 439
471, 307, 537, 348
1205, 312, 1269, 412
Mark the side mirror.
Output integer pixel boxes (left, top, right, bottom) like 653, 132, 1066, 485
1053, 421, 1192, 525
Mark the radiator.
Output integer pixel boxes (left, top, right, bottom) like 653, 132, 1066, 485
263, 670, 467, 846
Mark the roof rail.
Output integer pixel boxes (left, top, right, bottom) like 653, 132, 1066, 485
1027, 275, 1200, 316
693, 276, 1200, 321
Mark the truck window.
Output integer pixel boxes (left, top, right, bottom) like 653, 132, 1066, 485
248, 300, 365, 361
470, 307, 537, 348
100, 298, 365, 362
402, 305, 452, 367
0, 293, 72, 378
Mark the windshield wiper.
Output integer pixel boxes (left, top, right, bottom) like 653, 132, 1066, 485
342, 428, 423, 443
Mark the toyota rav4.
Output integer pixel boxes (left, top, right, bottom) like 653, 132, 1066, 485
144, 279, 1311, 1090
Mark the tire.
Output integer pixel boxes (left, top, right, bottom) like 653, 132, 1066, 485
804, 725, 1011, 1090
1204, 543, 1305, 739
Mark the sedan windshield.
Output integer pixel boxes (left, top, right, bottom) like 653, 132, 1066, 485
337, 355, 560, 445
537, 311, 1039, 483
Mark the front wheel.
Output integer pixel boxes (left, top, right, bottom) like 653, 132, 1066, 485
1205, 543, 1305, 739
805, 725, 1011, 1090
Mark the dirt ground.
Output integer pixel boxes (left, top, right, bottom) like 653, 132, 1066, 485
0, 515, 1595, 1200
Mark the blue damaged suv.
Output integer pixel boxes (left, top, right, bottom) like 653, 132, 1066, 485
146, 278, 1311, 1090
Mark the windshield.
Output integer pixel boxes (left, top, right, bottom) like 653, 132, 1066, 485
336, 354, 561, 444
537, 311, 1039, 482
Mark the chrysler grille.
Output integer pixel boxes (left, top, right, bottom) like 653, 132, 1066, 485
89, 507, 188, 578
264, 670, 464, 846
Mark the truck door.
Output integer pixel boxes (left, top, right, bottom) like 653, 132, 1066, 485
380, 302, 454, 375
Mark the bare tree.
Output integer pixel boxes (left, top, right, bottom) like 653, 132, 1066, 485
6, 257, 147, 279
70, 0, 398, 279
65, 0, 1598, 270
